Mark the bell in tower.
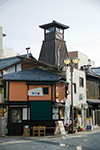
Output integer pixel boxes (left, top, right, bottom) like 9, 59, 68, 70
38, 20, 69, 68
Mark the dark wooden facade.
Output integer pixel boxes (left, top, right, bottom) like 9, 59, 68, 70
86, 74, 100, 100
86, 72, 100, 125
39, 20, 69, 68
18, 56, 65, 77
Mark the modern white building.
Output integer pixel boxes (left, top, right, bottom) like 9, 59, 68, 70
65, 66, 87, 127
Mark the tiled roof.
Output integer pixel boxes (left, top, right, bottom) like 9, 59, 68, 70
3, 68, 61, 82
0, 56, 20, 70
0, 53, 33, 70
86, 67, 100, 78
39, 20, 69, 30
91, 67, 100, 76
87, 99, 100, 104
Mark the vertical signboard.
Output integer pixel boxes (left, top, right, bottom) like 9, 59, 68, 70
64, 98, 70, 125
54, 121, 66, 136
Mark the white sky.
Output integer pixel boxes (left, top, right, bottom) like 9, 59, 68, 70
0, 0, 100, 67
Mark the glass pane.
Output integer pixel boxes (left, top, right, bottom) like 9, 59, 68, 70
11, 109, 22, 123
56, 27, 63, 33
43, 87, 49, 94
46, 27, 54, 33
23, 108, 27, 120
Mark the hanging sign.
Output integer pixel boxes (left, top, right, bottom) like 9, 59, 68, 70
52, 107, 59, 120
28, 87, 43, 96
54, 121, 66, 136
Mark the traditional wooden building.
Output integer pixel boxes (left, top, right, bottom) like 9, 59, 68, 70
0, 54, 34, 106
3, 68, 66, 135
86, 68, 100, 125
2, 20, 90, 135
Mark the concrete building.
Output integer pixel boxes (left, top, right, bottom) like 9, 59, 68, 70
0, 26, 17, 59
65, 66, 87, 127
68, 51, 95, 69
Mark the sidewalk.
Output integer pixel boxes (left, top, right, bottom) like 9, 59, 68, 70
0, 125, 100, 143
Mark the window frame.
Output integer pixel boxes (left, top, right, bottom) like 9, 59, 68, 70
79, 77, 84, 87
43, 87, 49, 95
73, 83, 76, 93
11, 108, 22, 123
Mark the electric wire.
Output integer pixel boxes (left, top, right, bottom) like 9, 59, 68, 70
69, 38, 100, 47
0, 0, 35, 24
0, 0, 8, 7
68, 38, 100, 63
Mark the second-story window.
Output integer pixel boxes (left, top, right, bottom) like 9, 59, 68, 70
15, 65, 17, 72
46, 27, 54, 33
11, 108, 22, 123
79, 77, 84, 87
43, 87, 49, 95
73, 83, 76, 93
1, 71, 3, 76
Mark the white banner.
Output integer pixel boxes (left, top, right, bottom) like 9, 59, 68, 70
64, 98, 70, 125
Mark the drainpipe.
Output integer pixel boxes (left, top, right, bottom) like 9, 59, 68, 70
58, 45, 61, 71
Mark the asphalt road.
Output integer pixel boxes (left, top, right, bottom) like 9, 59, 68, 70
0, 127, 100, 150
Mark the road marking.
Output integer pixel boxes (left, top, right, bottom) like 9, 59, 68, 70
0, 140, 31, 145
76, 146, 82, 150
60, 143, 66, 147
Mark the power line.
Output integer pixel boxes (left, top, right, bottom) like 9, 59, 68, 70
0, 0, 35, 24
81, 41, 100, 53
69, 38, 100, 47
0, 0, 8, 7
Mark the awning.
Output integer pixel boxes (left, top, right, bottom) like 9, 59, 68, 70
52, 102, 65, 107
74, 106, 82, 110
87, 99, 100, 105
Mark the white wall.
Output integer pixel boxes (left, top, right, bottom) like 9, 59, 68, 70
3, 66, 15, 75
2, 63, 21, 75
66, 66, 87, 127
66, 66, 86, 109
17, 63, 21, 72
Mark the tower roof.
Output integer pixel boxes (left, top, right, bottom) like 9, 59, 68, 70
39, 20, 69, 30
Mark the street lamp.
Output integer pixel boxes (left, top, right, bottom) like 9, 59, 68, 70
64, 57, 79, 133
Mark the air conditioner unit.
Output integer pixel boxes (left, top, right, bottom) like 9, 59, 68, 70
79, 94, 84, 100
